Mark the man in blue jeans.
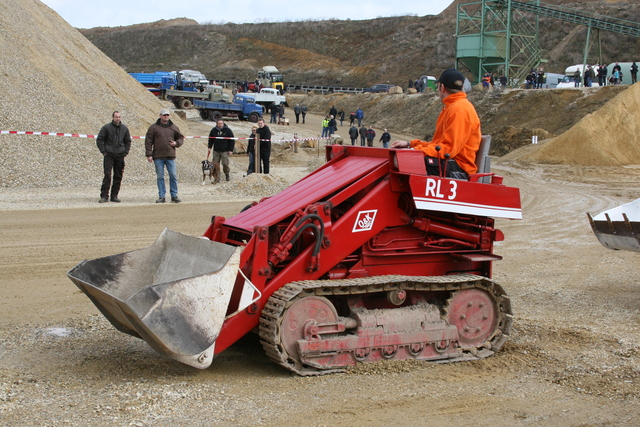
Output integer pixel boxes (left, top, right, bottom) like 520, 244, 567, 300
145, 109, 184, 203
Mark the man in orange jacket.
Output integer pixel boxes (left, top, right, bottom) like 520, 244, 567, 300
392, 68, 481, 179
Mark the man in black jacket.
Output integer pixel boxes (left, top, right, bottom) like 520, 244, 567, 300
255, 118, 272, 174
207, 119, 235, 183
96, 111, 131, 203
348, 125, 358, 145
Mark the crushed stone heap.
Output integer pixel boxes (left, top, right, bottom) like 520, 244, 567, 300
513, 82, 640, 166
0, 0, 206, 188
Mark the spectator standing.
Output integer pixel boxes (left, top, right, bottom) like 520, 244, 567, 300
293, 104, 301, 124
597, 64, 606, 86
348, 124, 358, 145
145, 109, 184, 203
408, 79, 414, 89
277, 104, 285, 123
207, 118, 235, 183
359, 123, 367, 146
365, 126, 376, 147
255, 119, 271, 174
246, 125, 258, 175
379, 129, 391, 148
96, 111, 131, 203
301, 104, 307, 124
321, 116, 330, 138
499, 75, 507, 89
328, 115, 337, 137
536, 69, 545, 89
329, 105, 337, 119
269, 103, 278, 123
613, 62, 622, 84
573, 69, 581, 87
349, 112, 356, 126
584, 66, 594, 87
631, 62, 638, 84
355, 108, 364, 127
338, 109, 345, 126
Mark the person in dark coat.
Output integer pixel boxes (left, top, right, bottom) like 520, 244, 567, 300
348, 125, 359, 145
246, 125, 258, 175
365, 126, 376, 147
255, 119, 271, 174
359, 124, 367, 146
379, 129, 391, 148
96, 111, 131, 203
207, 119, 235, 183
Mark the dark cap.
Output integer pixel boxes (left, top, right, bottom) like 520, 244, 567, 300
436, 69, 465, 90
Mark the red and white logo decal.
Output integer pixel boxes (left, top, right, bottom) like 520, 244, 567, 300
353, 210, 377, 232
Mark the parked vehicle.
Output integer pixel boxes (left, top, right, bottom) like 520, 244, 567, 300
194, 93, 263, 122
129, 71, 173, 95
242, 87, 287, 108
363, 84, 394, 93
543, 72, 565, 89
130, 70, 210, 96
420, 76, 437, 90
164, 85, 229, 109
556, 64, 599, 88
257, 66, 284, 92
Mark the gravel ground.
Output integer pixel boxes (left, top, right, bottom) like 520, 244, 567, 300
2, 161, 640, 426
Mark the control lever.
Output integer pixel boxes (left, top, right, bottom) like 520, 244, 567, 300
443, 153, 450, 177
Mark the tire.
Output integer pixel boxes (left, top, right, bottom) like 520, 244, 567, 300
199, 109, 208, 120
172, 99, 181, 108
248, 112, 260, 123
180, 98, 192, 109
211, 111, 222, 121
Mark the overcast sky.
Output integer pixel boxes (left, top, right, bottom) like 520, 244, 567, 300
40, 0, 449, 29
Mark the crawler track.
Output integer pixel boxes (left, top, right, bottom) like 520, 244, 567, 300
259, 274, 513, 376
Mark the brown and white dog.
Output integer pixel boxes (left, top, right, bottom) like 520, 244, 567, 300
202, 160, 214, 185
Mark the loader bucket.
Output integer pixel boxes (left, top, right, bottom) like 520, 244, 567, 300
588, 198, 640, 253
67, 228, 241, 369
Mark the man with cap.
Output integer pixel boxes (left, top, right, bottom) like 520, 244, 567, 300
392, 68, 481, 179
145, 109, 184, 203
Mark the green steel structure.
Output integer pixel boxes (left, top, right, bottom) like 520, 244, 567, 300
455, 0, 640, 86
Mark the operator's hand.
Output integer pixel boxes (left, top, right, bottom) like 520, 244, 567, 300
391, 140, 410, 148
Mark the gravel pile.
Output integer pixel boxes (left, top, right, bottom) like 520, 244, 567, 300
0, 0, 326, 197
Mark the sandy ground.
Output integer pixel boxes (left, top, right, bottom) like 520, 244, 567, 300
2, 155, 640, 426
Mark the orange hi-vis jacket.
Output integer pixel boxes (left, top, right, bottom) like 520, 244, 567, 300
409, 91, 481, 174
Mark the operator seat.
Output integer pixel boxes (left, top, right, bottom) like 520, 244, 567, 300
473, 135, 492, 183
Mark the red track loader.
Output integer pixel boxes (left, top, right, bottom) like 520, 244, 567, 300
68, 143, 521, 375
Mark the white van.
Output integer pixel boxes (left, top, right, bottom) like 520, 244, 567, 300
544, 72, 565, 89
556, 64, 599, 88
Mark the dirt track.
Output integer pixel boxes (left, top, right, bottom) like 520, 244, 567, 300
1, 158, 640, 426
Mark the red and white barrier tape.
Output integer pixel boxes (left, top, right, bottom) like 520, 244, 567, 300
1, 130, 332, 143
